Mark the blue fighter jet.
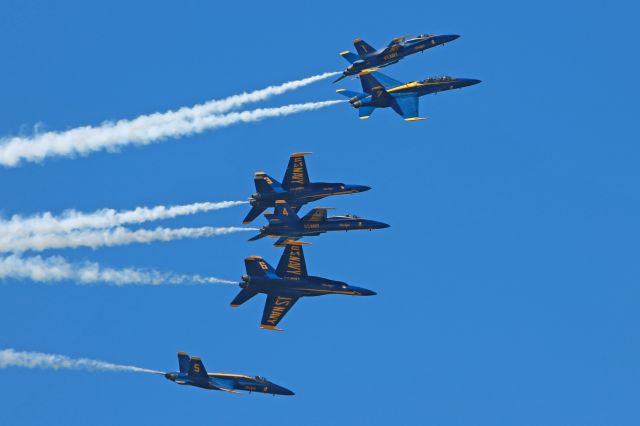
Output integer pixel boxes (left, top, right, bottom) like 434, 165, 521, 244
335, 34, 460, 83
243, 152, 370, 224
337, 71, 481, 121
231, 241, 376, 331
249, 200, 390, 246
163, 352, 294, 395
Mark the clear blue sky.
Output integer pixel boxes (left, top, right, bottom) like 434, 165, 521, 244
1, 1, 639, 425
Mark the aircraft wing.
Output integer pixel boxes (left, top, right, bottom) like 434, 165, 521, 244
260, 294, 299, 330
273, 236, 300, 247
210, 376, 239, 393
391, 94, 425, 121
362, 71, 404, 91
282, 152, 311, 190
276, 241, 308, 279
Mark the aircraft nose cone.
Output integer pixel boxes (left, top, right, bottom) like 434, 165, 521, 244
354, 287, 376, 296
353, 185, 371, 193
462, 78, 482, 87
271, 384, 295, 395
436, 34, 460, 44
376, 222, 391, 229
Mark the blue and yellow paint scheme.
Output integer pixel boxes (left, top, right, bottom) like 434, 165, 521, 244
249, 200, 389, 246
163, 352, 294, 396
243, 152, 371, 224
231, 241, 376, 330
336, 71, 481, 120
335, 34, 460, 83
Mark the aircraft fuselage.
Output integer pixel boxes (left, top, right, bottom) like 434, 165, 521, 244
241, 274, 375, 298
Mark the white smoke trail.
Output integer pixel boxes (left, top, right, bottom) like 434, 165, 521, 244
0, 200, 246, 238
0, 254, 236, 285
0, 349, 162, 374
0, 226, 257, 253
0, 71, 341, 167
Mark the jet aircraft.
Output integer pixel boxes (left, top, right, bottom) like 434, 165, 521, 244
163, 352, 294, 395
231, 241, 376, 330
249, 200, 390, 246
335, 34, 460, 82
243, 152, 370, 224
337, 71, 481, 120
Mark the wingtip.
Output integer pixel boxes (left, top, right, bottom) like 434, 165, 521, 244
260, 325, 284, 332
404, 117, 427, 121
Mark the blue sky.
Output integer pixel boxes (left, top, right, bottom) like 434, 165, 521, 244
1, 0, 639, 425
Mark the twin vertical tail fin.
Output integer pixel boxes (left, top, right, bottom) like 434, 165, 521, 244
177, 352, 190, 373
270, 200, 300, 225
254, 172, 283, 194
244, 256, 278, 278
353, 39, 376, 57
187, 357, 208, 379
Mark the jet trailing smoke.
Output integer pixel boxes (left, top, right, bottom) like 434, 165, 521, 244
0, 349, 161, 374
0, 225, 257, 253
0, 71, 341, 166
0, 254, 236, 285
0, 200, 246, 238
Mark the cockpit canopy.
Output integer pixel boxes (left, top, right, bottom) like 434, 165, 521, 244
422, 76, 454, 83
254, 376, 268, 383
334, 214, 361, 219
409, 34, 434, 41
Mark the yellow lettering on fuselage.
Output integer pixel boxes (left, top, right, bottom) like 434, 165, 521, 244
304, 224, 320, 229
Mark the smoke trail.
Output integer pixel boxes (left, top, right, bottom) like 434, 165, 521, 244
0, 71, 341, 167
0, 226, 257, 253
0, 254, 236, 285
0, 349, 161, 374
0, 200, 246, 238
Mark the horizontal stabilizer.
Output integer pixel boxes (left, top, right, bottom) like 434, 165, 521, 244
339, 51, 359, 63
248, 232, 268, 242
336, 89, 364, 99
230, 288, 259, 307
359, 106, 376, 119
243, 206, 266, 224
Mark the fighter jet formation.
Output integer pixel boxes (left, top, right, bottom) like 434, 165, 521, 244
334, 34, 460, 82
242, 152, 370, 224
336, 33, 480, 120
5, 32, 480, 399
